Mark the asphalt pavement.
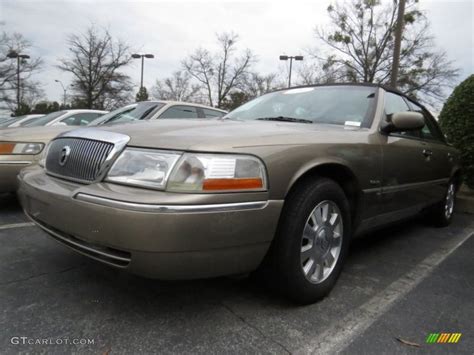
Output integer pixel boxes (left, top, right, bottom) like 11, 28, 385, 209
0, 192, 472, 354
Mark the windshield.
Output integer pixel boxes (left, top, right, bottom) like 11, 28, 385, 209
0, 116, 24, 127
18, 116, 45, 126
91, 102, 165, 125
0, 115, 45, 128
225, 86, 377, 126
23, 111, 66, 127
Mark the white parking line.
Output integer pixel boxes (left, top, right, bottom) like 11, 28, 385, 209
0, 222, 35, 231
295, 230, 473, 355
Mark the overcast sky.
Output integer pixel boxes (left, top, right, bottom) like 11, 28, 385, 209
1, 0, 473, 104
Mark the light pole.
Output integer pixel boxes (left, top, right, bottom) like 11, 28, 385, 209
279, 55, 303, 88
55, 79, 67, 106
131, 53, 154, 89
390, 0, 406, 89
7, 51, 30, 112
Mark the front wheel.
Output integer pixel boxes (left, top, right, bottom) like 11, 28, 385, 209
261, 177, 351, 304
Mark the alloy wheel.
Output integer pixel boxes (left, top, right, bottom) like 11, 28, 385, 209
300, 200, 343, 284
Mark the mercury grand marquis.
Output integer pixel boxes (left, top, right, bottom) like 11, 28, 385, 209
17, 84, 461, 304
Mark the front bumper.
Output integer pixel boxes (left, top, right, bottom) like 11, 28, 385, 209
17, 166, 283, 279
0, 155, 36, 192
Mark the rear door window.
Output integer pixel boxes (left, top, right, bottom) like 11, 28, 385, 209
202, 108, 224, 118
159, 105, 199, 119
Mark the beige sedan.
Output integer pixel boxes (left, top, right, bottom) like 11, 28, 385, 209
0, 110, 107, 192
17, 84, 460, 304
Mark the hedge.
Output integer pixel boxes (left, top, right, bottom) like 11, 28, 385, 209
439, 75, 474, 189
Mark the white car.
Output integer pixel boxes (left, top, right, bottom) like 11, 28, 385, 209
0, 114, 45, 128
22, 109, 107, 127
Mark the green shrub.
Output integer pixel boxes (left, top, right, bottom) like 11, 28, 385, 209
439, 75, 474, 189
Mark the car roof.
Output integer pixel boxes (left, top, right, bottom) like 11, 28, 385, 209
19, 114, 44, 118
62, 109, 108, 114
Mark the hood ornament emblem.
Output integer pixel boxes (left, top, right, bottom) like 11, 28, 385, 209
59, 146, 71, 166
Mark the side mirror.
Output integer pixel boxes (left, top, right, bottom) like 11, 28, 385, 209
381, 111, 424, 133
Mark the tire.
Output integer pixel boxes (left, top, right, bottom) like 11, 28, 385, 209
426, 181, 457, 227
261, 177, 351, 304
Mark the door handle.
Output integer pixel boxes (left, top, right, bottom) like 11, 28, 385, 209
422, 149, 433, 157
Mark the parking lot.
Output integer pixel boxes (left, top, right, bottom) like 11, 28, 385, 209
0, 192, 473, 354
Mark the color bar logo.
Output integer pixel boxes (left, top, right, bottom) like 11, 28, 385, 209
426, 333, 462, 344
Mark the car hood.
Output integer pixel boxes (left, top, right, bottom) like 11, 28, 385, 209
77, 119, 362, 151
0, 126, 74, 143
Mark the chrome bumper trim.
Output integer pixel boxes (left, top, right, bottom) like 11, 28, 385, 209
74, 193, 269, 213
0, 160, 31, 165
24, 211, 131, 266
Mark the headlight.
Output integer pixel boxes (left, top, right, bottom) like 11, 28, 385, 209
167, 153, 267, 192
0, 142, 44, 155
38, 142, 51, 168
105, 149, 268, 193
105, 148, 181, 189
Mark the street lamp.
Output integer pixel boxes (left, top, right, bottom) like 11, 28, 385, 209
131, 53, 155, 89
279, 55, 303, 88
7, 51, 30, 112
55, 79, 67, 106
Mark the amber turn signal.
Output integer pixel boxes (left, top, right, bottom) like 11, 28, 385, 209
202, 178, 264, 191
0, 143, 15, 154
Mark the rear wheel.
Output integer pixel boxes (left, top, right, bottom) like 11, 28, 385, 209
261, 177, 351, 304
426, 181, 456, 227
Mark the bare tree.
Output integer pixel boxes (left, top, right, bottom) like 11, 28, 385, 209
239, 72, 280, 98
152, 71, 202, 102
19, 82, 44, 108
58, 26, 133, 110
296, 60, 343, 86
218, 72, 280, 111
0, 31, 43, 111
183, 48, 215, 106
313, 0, 458, 105
183, 32, 254, 108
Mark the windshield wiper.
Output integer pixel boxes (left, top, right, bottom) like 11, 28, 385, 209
255, 116, 313, 124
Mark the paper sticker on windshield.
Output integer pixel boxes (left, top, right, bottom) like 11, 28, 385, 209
283, 88, 315, 95
344, 121, 361, 127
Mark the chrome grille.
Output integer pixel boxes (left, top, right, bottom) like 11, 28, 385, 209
45, 137, 114, 182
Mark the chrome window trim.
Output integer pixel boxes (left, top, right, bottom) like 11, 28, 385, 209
75, 193, 269, 213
